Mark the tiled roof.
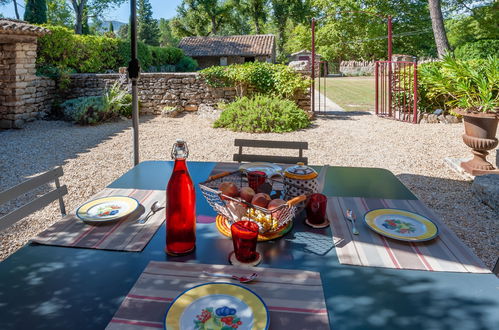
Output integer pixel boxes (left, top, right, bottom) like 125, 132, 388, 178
178, 34, 275, 57
0, 19, 50, 36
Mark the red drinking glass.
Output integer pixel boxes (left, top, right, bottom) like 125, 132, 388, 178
306, 193, 328, 225
231, 221, 259, 263
247, 171, 266, 192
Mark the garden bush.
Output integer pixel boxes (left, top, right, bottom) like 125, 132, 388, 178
418, 55, 498, 113
175, 56, 199, 72
37, 25, 194, 73
61, 82, 133, 125
213, 95, 310, 133
454, 40, 499, 60
200, 62, 310, 98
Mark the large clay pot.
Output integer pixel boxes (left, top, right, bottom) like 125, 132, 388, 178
460, 111, 499, 175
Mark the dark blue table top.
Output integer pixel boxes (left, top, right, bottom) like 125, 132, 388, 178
0, 161, 497, 330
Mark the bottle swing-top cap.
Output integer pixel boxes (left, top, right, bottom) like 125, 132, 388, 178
171, 139, 189, 159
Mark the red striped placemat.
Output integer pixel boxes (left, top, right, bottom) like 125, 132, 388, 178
327, 197, 491, 273
106, 261, 330, 329
31, 188, 165, 252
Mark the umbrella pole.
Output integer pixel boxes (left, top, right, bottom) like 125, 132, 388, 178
129, 0, 140, 166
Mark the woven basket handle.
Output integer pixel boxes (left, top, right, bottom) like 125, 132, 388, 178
208, 171, 232, 181
286, 195, 307, 206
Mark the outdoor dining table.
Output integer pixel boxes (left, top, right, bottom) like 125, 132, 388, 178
0, 161, 498, 330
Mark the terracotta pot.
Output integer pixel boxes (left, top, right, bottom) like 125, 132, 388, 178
458, 111, 499, 175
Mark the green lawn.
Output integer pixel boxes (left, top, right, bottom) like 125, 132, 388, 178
315, 77, 375, 111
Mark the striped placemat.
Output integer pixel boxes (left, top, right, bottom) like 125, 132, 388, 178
327, 197, 491, 273
31, 188, 165, 252
106, 261, 330, 329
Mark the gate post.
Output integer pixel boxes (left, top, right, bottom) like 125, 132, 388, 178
375, 62, 379, 115
413, 58, 418, 124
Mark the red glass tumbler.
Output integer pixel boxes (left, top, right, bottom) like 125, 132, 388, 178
306, 193, 328, 225
247, 171, 266, 192
231, 221, 260, 263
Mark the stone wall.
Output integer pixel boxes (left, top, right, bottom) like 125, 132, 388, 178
0, 42, 55, 128
66, 72, 311, 114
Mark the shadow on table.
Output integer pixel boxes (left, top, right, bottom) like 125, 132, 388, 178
322, 265, 498, 330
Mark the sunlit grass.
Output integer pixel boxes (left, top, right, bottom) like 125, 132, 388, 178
315, 77, 375, 111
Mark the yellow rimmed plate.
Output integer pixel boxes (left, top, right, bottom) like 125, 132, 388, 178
165, 283, 269, 330
76, 196, 139, 224
364, 208, 439, 242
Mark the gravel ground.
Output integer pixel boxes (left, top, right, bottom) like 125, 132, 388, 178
1, 112, 497, 269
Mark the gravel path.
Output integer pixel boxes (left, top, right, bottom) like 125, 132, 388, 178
1, 113, 497, 269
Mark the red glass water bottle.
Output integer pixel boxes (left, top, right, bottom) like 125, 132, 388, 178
166, 139, 196, 255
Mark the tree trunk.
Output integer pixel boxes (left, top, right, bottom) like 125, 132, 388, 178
71, 0, 86, 34
428, 0, 451, 58
13, 0, 19, 20
254, 18, 261, 34
210, 16, 217, 35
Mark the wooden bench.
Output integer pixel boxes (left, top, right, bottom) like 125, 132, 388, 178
0, 167, 67, 232
233, 139, 308, 165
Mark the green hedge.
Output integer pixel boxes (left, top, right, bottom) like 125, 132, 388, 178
37, 25, 196, 73
454, 40, 499, 60
200, 62, 310, 99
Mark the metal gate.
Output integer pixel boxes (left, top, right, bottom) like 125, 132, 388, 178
312, 61, 329, 113
375, 60, 418, 123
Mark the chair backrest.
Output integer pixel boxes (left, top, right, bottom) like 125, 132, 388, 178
233, 139, 308, 165
0, 167, 67, 232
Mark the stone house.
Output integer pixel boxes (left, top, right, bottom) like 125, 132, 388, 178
288, 49, 322, 63
178, 34, 276, 69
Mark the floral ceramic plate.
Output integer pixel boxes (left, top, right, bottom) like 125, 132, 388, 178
76, 196, 139, 224
364, 208, 439, 242
239, 162, 282, 178
164, 283, 269, 330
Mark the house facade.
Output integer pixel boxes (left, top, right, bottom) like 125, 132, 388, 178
178, 35, 276, 69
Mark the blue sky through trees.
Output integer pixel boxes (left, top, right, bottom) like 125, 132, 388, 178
0, 0, 182, 22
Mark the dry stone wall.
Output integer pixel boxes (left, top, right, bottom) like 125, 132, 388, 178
0, 42, 55, 128
66, 72, 311, 114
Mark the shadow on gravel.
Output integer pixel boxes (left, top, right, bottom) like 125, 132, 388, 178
314, 111, 372, 120
0, 116, 155, 213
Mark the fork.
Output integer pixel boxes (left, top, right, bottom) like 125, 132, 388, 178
346, 209, 360, 235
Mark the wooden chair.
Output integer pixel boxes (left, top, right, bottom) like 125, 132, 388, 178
233, 139, 308, 165
0, 167, 67, 232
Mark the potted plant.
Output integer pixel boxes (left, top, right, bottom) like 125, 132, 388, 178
423, 56, 498, 175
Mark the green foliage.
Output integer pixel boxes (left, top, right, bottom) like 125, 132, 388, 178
61, 96, 107, 125
175, 56, 199, 72
201, 62, 310, 98
149, 46, 184, 66
214, 95, 310, 133
61, 82, 133, 125
37, 25, 190, 73
46, 0, 73, 28
116, 40, 153, 69
159, 18, 179, 47
419, 55, 498, 113
24, 0, 47, 24
103, 82, 133, 117
37, 25, 120, 73
454, 40, 499, 60
446, 2, 498, 48
36, 65, 74, 90
138, 0, 160, 46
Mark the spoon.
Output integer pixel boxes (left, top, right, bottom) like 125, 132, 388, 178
138, 201, 163, 224
346, 209, 360, 235
202, 271, 258, 283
